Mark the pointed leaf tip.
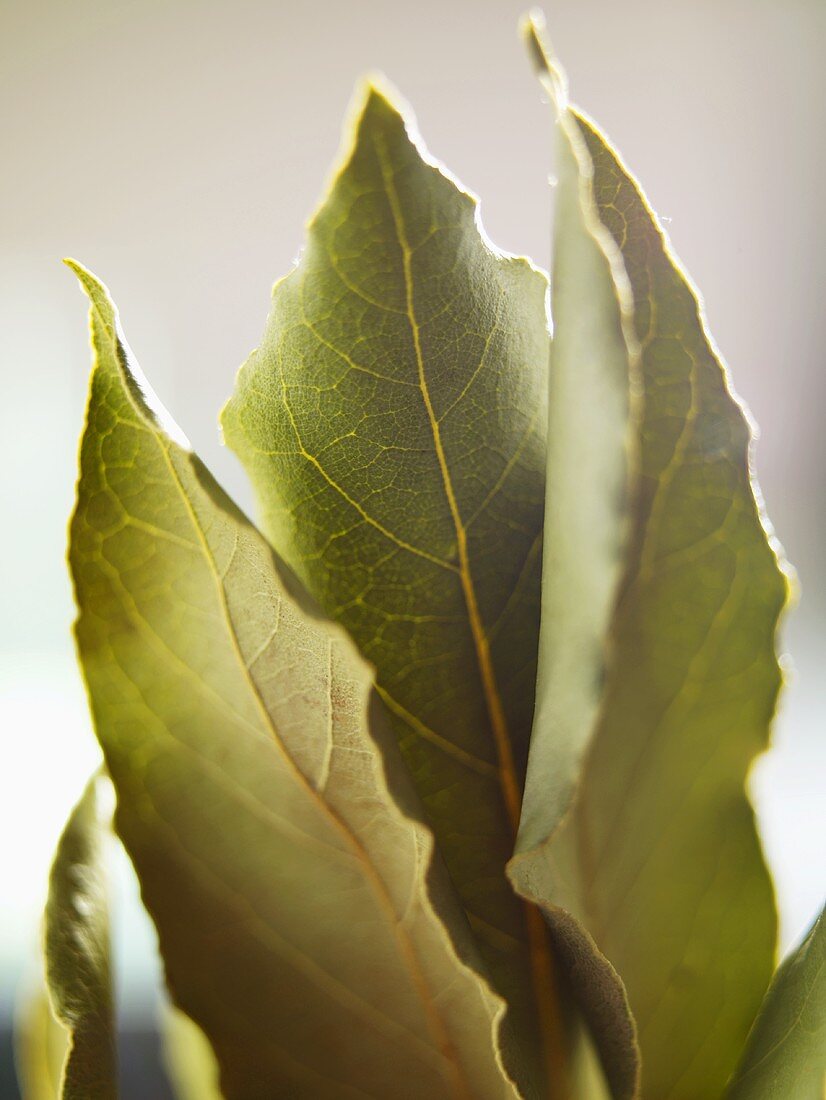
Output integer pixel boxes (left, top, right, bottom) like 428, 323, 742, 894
346, 73, 417, 150
520, 10, 568, 110
64, 259, 118, 332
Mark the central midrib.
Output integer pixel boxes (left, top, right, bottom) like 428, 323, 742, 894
373, 134, 566, 1098
372, 135, 522, 834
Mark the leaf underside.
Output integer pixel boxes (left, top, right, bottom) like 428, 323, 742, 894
518, 22, 790, 1100
222, 83, 556, 1091
67, 262, 516, 1099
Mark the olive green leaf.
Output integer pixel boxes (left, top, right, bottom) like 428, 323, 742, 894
221, 84, 558, 1088
519, 16, 790, 1100
24, 774, 117, 1100
727, 908, 826, 1100
67, 261, 517, 1099
510, 16, 641, 1100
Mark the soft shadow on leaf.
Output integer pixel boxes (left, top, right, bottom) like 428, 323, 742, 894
517, 14, 790, 1100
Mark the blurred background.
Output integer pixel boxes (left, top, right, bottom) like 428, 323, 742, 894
2, 0, 824, 1093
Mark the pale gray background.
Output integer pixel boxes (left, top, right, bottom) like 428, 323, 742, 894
2, 0, 824, 1036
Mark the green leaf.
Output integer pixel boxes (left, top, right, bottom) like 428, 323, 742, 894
511, 16, 641, 1100
727, 908, 826, 1099
520, 17, 790, 1099
38, 775, 116, 1100
67, 261, 517, 1099
221, 83, 558, 1087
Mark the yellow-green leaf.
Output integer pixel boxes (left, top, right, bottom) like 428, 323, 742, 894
34, 775, 116, 1100
726, 908, 826, 1100
520, 18, 790, 1100
221, 83, 557, 1088
68, 262, 516, 1099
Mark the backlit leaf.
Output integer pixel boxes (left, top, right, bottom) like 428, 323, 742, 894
222, 83, 558, 1089
519, 18, 790, 1099
510, 20, 641, 1099
68, 262, 516, 1099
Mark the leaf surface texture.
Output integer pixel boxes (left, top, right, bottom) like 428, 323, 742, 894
68, 263, 516, 1100
222, 83, 554, 1085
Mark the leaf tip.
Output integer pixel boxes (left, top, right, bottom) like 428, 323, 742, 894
63, 258, 117, 329
63, 256, 98, 291
520, 9, 568, 110
352, 71, 414, 141
301, 72, 415, 239
65, 259, 191, 451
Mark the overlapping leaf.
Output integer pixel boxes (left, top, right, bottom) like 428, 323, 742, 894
509, 22, 641, 1099
518, 20, 790, 1100
727, 907, 826, 1099
67, 262, 516, 1099
222, 85, 558, 1089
